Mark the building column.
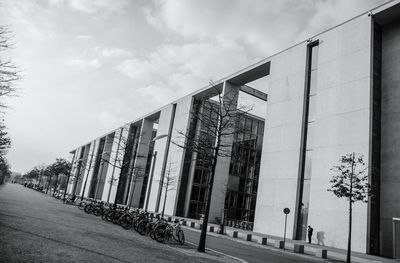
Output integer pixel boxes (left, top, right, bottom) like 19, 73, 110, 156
127, 119, 153, 208
209, 81, 239, 222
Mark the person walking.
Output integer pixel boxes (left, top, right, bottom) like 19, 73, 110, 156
308, 225, 313, 244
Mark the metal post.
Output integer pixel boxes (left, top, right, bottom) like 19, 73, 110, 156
394, 219, 396, 259
284, 214, 287, 249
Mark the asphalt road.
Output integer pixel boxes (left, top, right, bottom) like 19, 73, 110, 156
0, 183, 322, 263
0, 184, 228, 263
184, 227, 322, 263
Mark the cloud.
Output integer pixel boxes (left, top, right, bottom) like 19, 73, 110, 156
76, 35, 94, 40
115, 42, 250, 90
66, 58, 101, 69
68, 0, 129, 14
144, 0, 387, 55
94, 46, 133, 58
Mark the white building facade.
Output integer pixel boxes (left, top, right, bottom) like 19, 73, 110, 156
67, 1, 400, 257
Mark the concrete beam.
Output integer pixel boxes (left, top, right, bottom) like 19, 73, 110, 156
240, 85, 268, 101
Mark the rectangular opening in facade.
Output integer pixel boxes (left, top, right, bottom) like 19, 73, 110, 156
295, 40, 319, 241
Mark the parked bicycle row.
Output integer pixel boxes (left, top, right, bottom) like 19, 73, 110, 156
62, 194, 185, 245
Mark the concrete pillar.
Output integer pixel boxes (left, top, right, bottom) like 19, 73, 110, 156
95, 133, 114, 200
79, 140, 97, 198
208, 81, 239, 222
127, 119, 153, 208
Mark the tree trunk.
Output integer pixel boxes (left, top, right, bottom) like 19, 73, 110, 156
162, 185, 168, 217
347, 152, 355, 263
128, 179, 136, 208
198, 147, 219, 252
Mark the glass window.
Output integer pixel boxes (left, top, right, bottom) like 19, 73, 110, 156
191, 187, 199, 201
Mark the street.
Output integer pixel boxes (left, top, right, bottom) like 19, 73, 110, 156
0, 184, 227, 263
0, 183, 321, 263
184, 226, 322, 263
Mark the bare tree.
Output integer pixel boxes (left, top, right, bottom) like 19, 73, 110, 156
0, 26, 20, 108
173, 82, 253, 252
328, 153, 372, 263
160, 161, 177, 217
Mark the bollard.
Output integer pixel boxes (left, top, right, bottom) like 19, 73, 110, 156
315, 249, 328, 259
246, 234, 252, 241
274, 240, 284, 249
233, 231, 238, 238
258, 237, 267, 245
293, 244, 304, 254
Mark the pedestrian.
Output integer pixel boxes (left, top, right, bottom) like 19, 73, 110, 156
308, 225, 313, 244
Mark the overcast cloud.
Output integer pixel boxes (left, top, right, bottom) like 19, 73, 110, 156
0, 0, 388, 173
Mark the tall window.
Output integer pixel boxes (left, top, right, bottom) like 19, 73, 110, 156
296, 41, 319, 240
225, 116, 264, 223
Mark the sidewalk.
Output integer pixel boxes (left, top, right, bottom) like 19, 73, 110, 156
159, 214, 397, 263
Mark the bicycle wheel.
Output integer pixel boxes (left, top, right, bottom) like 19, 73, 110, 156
120, 214, 133, 230
78, 201, 86, 210
84, 204, 93, 214
136, 221, 148, 235
149, 229, 156, 240
93, 206, 102, 216
154, 225, 167, 243
176, 229, 185, 245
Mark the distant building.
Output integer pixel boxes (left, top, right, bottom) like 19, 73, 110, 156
67, 1, 400, 257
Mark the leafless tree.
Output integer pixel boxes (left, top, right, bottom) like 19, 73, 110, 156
173, 81, 253, 252
0, 26, 20, 108
160, 161, 177, 217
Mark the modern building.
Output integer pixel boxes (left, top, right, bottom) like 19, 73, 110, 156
67, 1, 400, 257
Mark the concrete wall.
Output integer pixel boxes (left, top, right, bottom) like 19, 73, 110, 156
380, 17, 400, 257
101, 128, 125, 203
145, 96, 192, 215
82, 139, 99, 198
79, 140, 97, 197
145, 105, 173, 212
254, 14, 372, 253
209, 82, 239, 222
253, 42, 307, 239
307, 14, 372, 253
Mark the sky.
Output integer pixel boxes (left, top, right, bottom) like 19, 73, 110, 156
0, 0, 389, 173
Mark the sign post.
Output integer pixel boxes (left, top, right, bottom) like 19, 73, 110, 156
283, 208, 290, 250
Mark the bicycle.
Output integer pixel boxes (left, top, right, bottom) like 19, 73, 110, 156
153, 220, 185, 245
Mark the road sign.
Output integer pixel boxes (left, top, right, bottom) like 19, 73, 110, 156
283, 208, 290, 214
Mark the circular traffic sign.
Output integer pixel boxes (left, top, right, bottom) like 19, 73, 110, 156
283, 208, 290, 214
